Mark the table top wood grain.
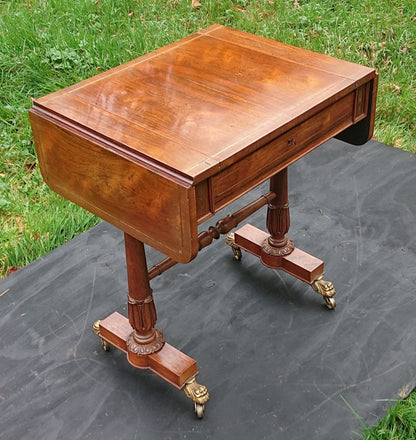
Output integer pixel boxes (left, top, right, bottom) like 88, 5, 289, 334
31, 24, 377, 182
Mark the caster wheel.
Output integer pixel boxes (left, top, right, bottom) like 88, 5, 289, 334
324, 296, 336, 310
233, 247, 242, 261
93, 320, 111, 351
195, 403, 205, 419
225, 233, 242, 261
100, 338, 111, 352
311, 276, 336, 310
184, 377, 209, 419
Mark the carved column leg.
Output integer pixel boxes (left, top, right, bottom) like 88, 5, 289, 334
92, 233, 209, 416
267, 168, 294, 250
261, 168, 295, 265
233, 168, 336, 309
124, 233, 165, 364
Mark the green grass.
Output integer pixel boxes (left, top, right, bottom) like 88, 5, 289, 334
348, 393, 416, 439
362, 397, 416, 440
1, 0, 415, 277
0, 0, 415, 436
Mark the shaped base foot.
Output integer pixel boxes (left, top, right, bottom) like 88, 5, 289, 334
92, 312, 198, 388
184, 377, 210, 419
92, 320, 111, 351
311, 274, 336, 309
234, 224, 336, 309
225, 232, 242, 261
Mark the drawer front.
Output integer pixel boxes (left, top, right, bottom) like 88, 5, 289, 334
211, 92, 356, 212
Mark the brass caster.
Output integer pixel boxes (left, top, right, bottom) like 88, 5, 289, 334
311, 274, 336, 310
225, 233, 242, 261
92, 320, 111, 351
324, 296, 336, 310
195, 403, 205, 419
183, 377, 209, 418
100, 338, 111, 352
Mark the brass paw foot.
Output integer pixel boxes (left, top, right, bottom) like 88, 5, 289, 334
311, 274, 336, 310
92, 320, 111, 351
225, 232, 242, 261
183, 377, 209, 419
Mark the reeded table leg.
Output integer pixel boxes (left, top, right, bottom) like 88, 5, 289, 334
92, 233, 209, 417
124, 233, 165, 362
263, 168, 295, 257
233, 168, 336, 309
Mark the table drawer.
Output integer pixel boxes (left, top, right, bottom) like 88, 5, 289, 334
211, 92, 356, 212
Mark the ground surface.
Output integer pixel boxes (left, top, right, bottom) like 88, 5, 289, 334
1, 138, 415, 440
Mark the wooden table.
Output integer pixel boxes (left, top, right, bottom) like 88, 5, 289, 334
29, 25, 377, 418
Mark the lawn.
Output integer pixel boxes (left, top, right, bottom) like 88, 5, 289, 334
1, 0, 415, 437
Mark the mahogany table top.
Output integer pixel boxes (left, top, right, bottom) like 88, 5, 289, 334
30, 24, 376, 184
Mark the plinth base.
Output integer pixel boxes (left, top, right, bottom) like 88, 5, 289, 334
233, 224, 336, 308
235, 224, 324, 283
97, 312, 198, 389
